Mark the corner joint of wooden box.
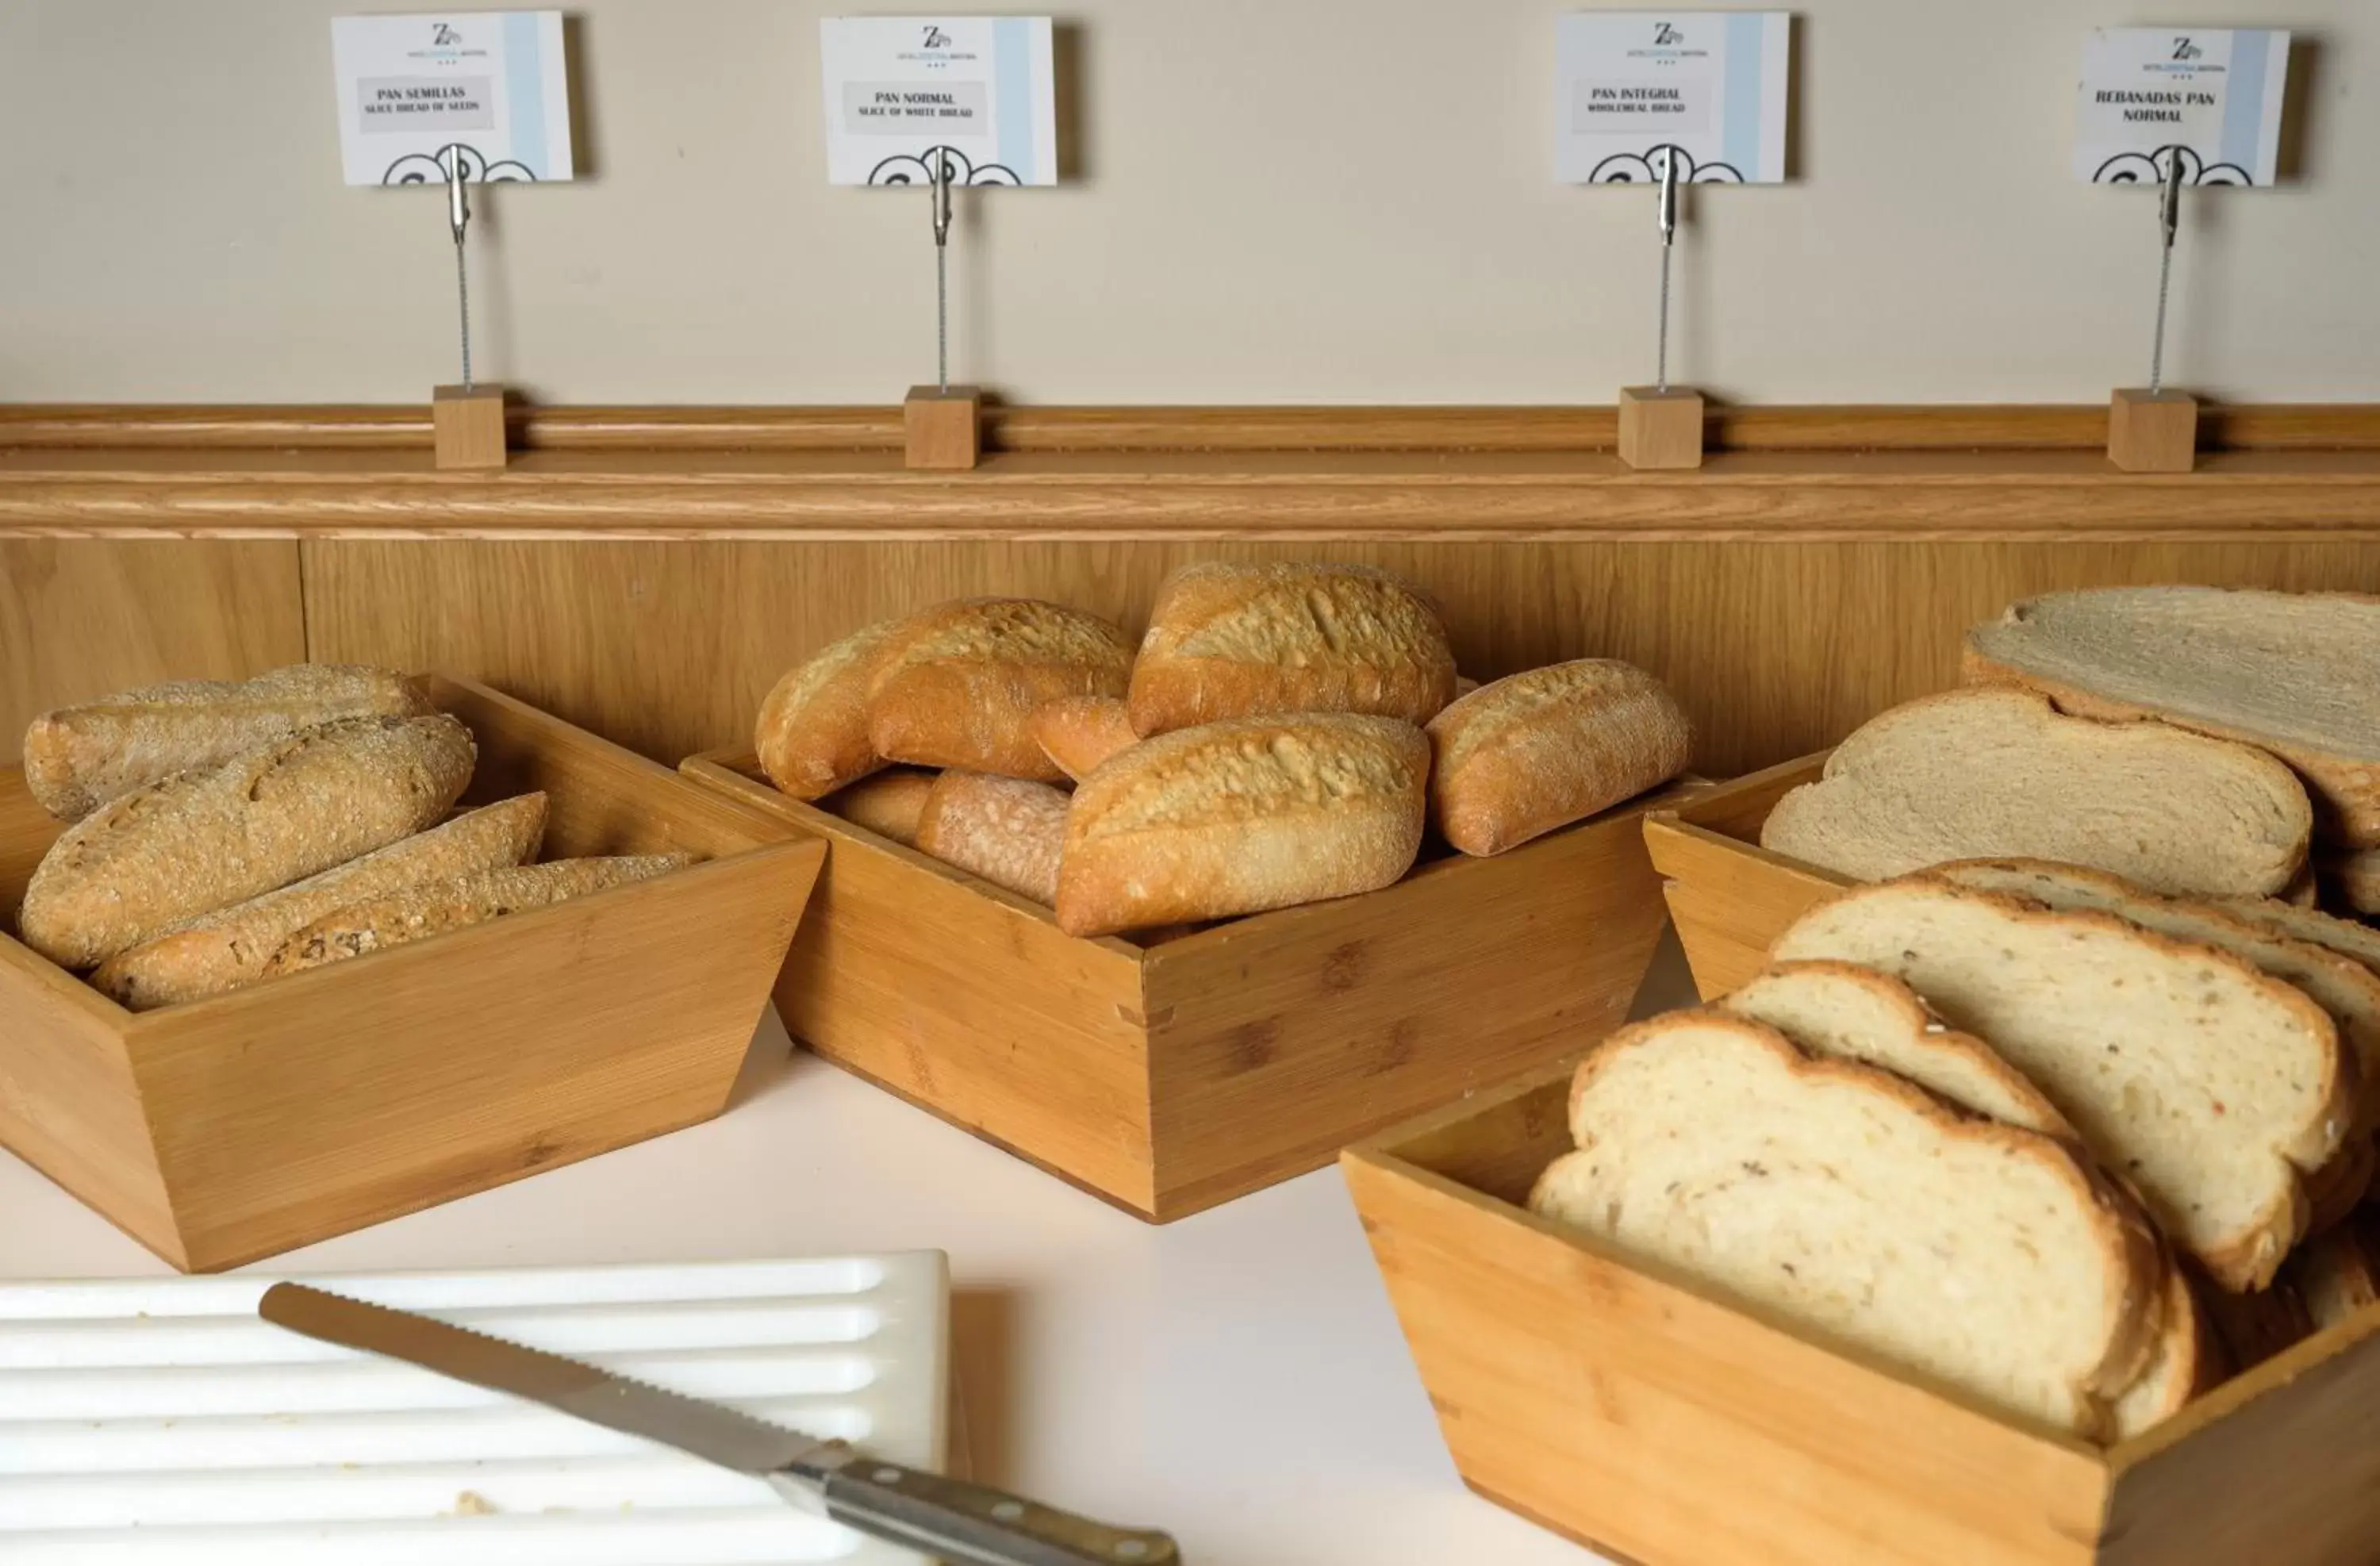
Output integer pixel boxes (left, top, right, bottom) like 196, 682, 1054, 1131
432, 384, 509, 470
904, 385, 984, 470
2107, 388, 2198, 474
1617, 386, 1706, 470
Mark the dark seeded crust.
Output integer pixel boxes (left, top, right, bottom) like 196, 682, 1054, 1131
260, 855, 690, 977
1775, 878, 2350, 1292
1537, 1009, 2167, 1439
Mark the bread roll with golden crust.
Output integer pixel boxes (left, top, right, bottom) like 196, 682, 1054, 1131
867, 599, 1133, 780
1426, 659, 1690, 856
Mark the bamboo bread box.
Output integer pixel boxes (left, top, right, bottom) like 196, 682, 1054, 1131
1643, 750, 1846, 998
1344, 1062, 2380, 1566
0, 677, 824, 1272
681, 747, 1690, 1222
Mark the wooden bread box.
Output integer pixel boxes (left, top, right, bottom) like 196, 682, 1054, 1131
0, 677, 825, 1272
1345, 1061, 2380, 1566
1641, 750, 1847, 998
681, 748, 1690, 1222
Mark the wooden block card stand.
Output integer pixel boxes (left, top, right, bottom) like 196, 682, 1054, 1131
2108, 387, 2198, 474
904, 385, 983, 470
1618, 386, 1705, 470
432, 384, 508, 470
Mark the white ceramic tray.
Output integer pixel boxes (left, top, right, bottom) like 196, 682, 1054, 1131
0, 1253, 947, 1564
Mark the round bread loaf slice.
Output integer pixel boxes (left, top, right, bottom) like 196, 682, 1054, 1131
1126, 562, 1457, 737
1964, 587, 2380, 847
1426, 659, 1691, 857
866, 599, 1134, 781
262, 854, 691, 977
912, 772, 1069, 905
1773, 878, 2355, 1292
16, 714, 476, 971
1760, 688, 2310, 898
88, 793, 547, 1011
1031, 696, 1140, 782
1054, 713, 1429, 938
1717, 961, 2073, 1138
1530, 1011, 2167, 1439
818, 768, 938, 846
21, 663, 432, 821
755, 620, 905, 800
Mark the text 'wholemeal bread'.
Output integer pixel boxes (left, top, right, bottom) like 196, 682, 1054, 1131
1426, 659, 1691, 856
1964, 586, 2380, 847
912, 772, 1069, 905
89, 793, 548, 1011
866, 598, 1134, 780
1530, 1011, 2167, 1439
1127, 562, 1457, 737
21, 663, 432, 821
1772, 877, 2355, 1291
16, 713, 477, 970
1054, 712, 1429, 937
1760, 687, 2311, 898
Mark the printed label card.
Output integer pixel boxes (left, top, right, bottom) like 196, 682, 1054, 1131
820, 17, 1058, 186
331, 11, 573, 185
1555, 12, 1790, 185
2075, 28, 2288, 186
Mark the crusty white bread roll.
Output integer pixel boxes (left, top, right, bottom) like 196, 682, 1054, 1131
912, 771, 1069, 904
1031, 696, 1139, 782
754, 620, 905, 800
22, 664, 432, 821
1425, 659, 1690, 856
1055, 713, 1428, 937
1126, 562, 1457, 736
867, 598, 1134, 780
17, 714, 476, 970
818, 768, 938, 846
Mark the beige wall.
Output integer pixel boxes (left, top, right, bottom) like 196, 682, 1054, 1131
2, 0, 2374, 405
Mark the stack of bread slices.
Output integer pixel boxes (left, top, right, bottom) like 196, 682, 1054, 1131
1534, 586, 2380, 1441
12, 666, 689, 1008
751, 561, 1695, 938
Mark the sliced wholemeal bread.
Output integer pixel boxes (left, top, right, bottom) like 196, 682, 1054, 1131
88, 793, 547, 1010
2292, 1211, 2380, 1331
1715, 961, 2072, 1138
1964, 587, 2380, 847
1529, 1011, 2166, 1438
1760, 688, 2310, 898
16, 714, 476, 970
2194, 1269, 2314, 1371
1772, 878, 2354, 1291
2114, 1268, 2217, 1438
21, 663, 432, 821
2214, 896, 2380, 979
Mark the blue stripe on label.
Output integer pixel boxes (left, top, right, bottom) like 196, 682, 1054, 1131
2219, 29, 2271, 181
993, 15, 1034, 183
1723, 13, 1764, 179
504, 10, 547, 178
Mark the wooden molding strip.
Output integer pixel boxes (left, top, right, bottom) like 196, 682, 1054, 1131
5, 401, 2378, 455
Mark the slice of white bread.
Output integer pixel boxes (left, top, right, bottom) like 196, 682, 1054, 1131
1760, 688, 2310, 899
1929, 859, 2380, 1156
1773, 879, 2355, 1291
1715, 961, 2073, 1138
1964, 587, 2380, 848
1529, 1011, 2166, 1438
2214, 896, 2380, 979
1714, 959, 2198, 1432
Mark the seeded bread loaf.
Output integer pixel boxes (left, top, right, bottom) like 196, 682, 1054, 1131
1426, 659, 1691, 856
262, 854, 690, 977
89, 793, 547, 1010
912, 772, 1069, 904
1760, 688, 2311, 898
866, 598, 1134, 781
1126, 562, 1457, 737
1964, 587, 2380, 846
21, 664, 432, 821
1031, 696, 1139, 782
818, 768, 937, 846
1530, 1011, 2167, 1438
1054, 713, 1429, 938
1773, 878, 2355, 1291
754, 620, 904, 800
1716, 961, 2073, 1138
16, 714, 476, 970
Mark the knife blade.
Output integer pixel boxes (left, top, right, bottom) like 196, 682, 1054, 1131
259, 1281, 1180, 1566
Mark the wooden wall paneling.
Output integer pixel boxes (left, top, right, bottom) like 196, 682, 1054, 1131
0, 540, 307, 765
300, 539, 2380, 779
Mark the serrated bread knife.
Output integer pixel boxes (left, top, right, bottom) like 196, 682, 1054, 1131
259, 1282, 1180, 1566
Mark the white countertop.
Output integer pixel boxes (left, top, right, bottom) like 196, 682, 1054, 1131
0, 938, 1695, 1565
